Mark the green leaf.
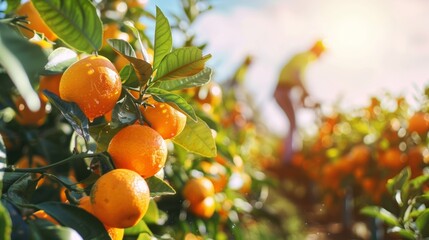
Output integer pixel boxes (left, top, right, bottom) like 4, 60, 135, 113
0, 135, 6, 195
119, 64, 140, 88
0, 23, 47, 112
110, 93, 139, 129
153, 7, 172, 70
148, 88, 197, 121
28, 220, 83, 240
388, 227, 415, 240
137, 232, 153, 240
146, 176, 176, 197
172, 117, 217, 157
387, 167, 410, 195
154, 47, 211, 82
6, 173, 40, 205
43, 47, 78, 74
108, 39, 153, 85
35, 201, 110, 240
5, 0, 20, 14
142, 199, 159, 224
44, 91, 90, 142
89, 123, 122, 152
416, 209, 429, 237
124, 220, 152, 236
32, 0, 103, 53
360, 206, 400, 227
0, 203, 12, 240
153, 67, 212, 91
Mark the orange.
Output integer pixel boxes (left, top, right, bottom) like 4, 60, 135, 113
16, 1, 57, 41
199, 161, 228, 193
39, 74, 62, 103
32, 210, 59, 225
126, 0, 148, 8
183, 177, 215, 204
408, 146, 424, 178
107, 124, 168, 178
102, 23, 130, 48
348, 144, 371, 167
15, 155, 47, 168
14, 95, 46, 126
379, 148, 407, 171
78, 196, 124, 240
140, 97, 187, 139
189, 196, 215, 219
408, 112, 429, 135
59, 55, 122, 121
90, 169, 150, 228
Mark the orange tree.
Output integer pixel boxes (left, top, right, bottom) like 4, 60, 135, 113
286, 86, 429, 235
0, 0, 277, 239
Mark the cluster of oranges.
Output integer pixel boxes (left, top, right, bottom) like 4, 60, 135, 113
12, 2, 190, 238
289, 94, 429, 208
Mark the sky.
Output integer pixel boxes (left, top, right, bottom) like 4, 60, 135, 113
146, 0, 429, 135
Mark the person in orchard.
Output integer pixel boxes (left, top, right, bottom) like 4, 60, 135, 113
274, 40, 326, 163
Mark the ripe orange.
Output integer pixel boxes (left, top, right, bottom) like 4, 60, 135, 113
32, 210, 59, 225
140, 97, 187, 139
182, 177, 215, 204
90, 169, 150, 228
102, 23, 130, 48
379, 148, 407, 171
15, 155, 47, 168
408, 112, 429, 135
408, 146, 424, 177
189, 196, 215, 219
16, 1, 58, 41
39, 74, 62, 103
126, 0, 149, 8
348, 144, 371, 167
59, 55, 122, 121
14, 95, 46, 127
78, 196, 124, 240
107, 124, 168, 178
200, 161, 228, 193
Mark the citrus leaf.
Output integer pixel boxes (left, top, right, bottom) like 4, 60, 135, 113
137, 233, 153, 240
153, 7, 172, 70
123, 21, 151, 63
89, 123, 122, 152
153, 67, 212, 91
5, 0, 20, 14
35, 201, 110, 240
110, 93, 139, 129
0, 135, 6, 195
44, 91, 90, 142
154, 47, 211, 82
124, 219, 152, 236
360, 206, 400, 227
0, 23, 47, 112
172, 117, 217, 157
0, 202, 12, 240
119, 64, 140, 88
6, 173, 39, 205
148, 88, 197, 121
387, 227, 415, 240
43, 47, 78, 74
108, 39, 153, 85
416, 209, 429, 237
146, 176, 175, 197
32, 0, 103, 53
142, 199, 159, 224
28, 220, 83, 240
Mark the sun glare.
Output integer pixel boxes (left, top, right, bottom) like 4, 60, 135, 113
321, 1, 388, 66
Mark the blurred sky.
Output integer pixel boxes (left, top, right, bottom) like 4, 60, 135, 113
146, 0, 429, 135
